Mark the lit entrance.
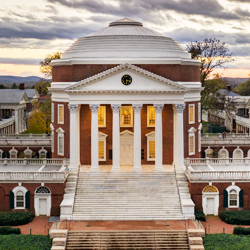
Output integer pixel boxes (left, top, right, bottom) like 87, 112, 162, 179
120, 130, 134, 166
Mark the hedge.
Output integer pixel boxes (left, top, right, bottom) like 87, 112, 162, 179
0, 226, 20, 235
220, 211, 250, 225
0, 235, 52, 250
0, 212, 34, 226
234, 227, 250, 235
203, 234, 250, 250
195, 211, 206, 222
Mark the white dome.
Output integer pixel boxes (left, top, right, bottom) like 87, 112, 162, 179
59, 18, 195, 64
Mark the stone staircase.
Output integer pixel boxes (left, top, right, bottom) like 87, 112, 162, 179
66, 230, 190, 249
72, 171, 184, 220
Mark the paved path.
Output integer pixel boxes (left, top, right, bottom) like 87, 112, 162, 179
13, 216, 52, 235
203, 216, 250, 234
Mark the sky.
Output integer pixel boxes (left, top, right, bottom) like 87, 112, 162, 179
0, 0, 250, 78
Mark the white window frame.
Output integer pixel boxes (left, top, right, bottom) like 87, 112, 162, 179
50, 123, 54, 153
12, 186, 27, 209
198, 103, 201, 123
205, 147, 213, 158
198, 123, 202, 153
189, 133, 195, 156
58, 104, 64, 124
24, 148, 33, 158
56, 127, 65, 156
218, 147, 229, 158
233, 147, 244, 159
226, 185, 241, 208
51, 103, 54, 123
38, 148, 48, 158
98, 132, 108, 161
120, 106, 133, 127
145, 131, 155, 161
147, 106, 155, 127
189, 104, 195, 124
98, 106, 106, 128
9, 148, 18, 159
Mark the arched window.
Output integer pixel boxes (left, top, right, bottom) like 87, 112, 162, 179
9, 148, 18, 159
35, 186, 51, 194
16, 191, 24, 208
38, 148, 47, 158
233, 148, 243, 159
205, 148, 213, 158
24, 148, 32, 158
229, 189, 237, 207
218, 148, 229, 158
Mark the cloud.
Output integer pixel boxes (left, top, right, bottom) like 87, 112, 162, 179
227, 0, 250, 2
47, 0, 241, 20
0, 58, 41, 65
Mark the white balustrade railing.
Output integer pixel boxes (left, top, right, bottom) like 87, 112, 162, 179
0, 117, 15, 129
0, 139, 51, 146
202, 133, 249, 138
0, 134, 51, 139
0, 158, 69, 165
185, 158, 249, 165
235, 115, 250, 127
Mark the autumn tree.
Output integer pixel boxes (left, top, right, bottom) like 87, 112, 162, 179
27, 99, 51, 134
186, 38, 234, 85
35, 80, 51, 95
40, 52, 61, 78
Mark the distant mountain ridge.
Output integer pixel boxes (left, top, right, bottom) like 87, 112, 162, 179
0, 76, 50, 87
222, 77, 249, 86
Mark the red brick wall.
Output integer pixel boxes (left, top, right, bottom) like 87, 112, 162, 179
201, 146, 250, 158
189, 181, 250, 212
52, 102, 70, 158
0, 182, 65, 216
80, 104, 91, 165
184, 101, 201, 158
52, 64, 200, 82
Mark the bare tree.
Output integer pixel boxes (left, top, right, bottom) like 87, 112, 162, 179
186, 38, 234, 85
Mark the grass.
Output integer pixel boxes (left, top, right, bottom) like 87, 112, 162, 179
0, 235, 52, 250
204, 234, 250, 250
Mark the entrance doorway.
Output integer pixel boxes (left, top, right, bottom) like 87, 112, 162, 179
207, 198, 214, 215
120, 130, 134, 166
39, 198, 47, 215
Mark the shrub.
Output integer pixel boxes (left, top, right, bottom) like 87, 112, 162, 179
0, 235, 52, 250
204, 234, 250, 250
0, 226, 20, 235
0, 212, 34, 226
220, 211, 250, 225
234, 227, 250, 235
195, 211, 206, 222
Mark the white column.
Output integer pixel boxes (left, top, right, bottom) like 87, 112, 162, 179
111, 104, 121, 171
19, 109, 22, 133
77, 105, 81, 166
90, 104, 100, 171
68, 104, 80, 170
133, 104, 142, 171
154, 104, 164, 171
173, 105, 178, 165
15, 109, 19, 134
175, 104, 185, 171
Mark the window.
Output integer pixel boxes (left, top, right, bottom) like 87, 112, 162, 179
98, 132, 107, 161
147, 106, 155, 127
198, 103, 201, 123
9, 148, 18, 159
189, 104, 195, 124
189, 134, 195, 155
58, 104, 64, 124
205, 148, 213, 158
51, 103, 54, 123
16, 191, 24, 208
120, 106, 133, 127
98, 106, 106, 127
229, 189, 237, 207
233, 148, 243, 159
146, 131, 155, 161
198, 130, 201, 152
36, 186, 51, 194
58, 135, 64, 156
56, 128, 65, 156
24, 149, 32, 158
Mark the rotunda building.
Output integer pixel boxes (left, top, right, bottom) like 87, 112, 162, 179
50, 18, 202, 171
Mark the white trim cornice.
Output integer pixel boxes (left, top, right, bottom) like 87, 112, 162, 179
65, 63, 188, 93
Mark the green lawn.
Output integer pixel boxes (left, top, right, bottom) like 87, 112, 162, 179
0, 235, 52, 250
204, 234, 250, 250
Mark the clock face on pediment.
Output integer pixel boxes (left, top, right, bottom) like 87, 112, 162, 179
121, 74, 132, 86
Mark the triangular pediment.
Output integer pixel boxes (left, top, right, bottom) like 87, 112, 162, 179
120, 130, 134, 137
65, 64, 187, 94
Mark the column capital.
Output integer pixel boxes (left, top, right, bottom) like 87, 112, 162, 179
111, 104, 121, 113
68, 104, 80, 114
175, 104, 185, 113
154, 104, 164, 113
89, 104, 100, 113
132, 104, 143, 113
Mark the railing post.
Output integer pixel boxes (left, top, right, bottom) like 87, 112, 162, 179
29, 133, 32, 138
63, 158, 67, 165
53, 170, 57, 179
23, 158, 27, 165
29, 170, 34, 180
4, 158, 8, 165
6, 171, 11, 180
43, 158, 47, 165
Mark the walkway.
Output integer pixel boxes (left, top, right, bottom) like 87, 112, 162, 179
203, 216, 250, 234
